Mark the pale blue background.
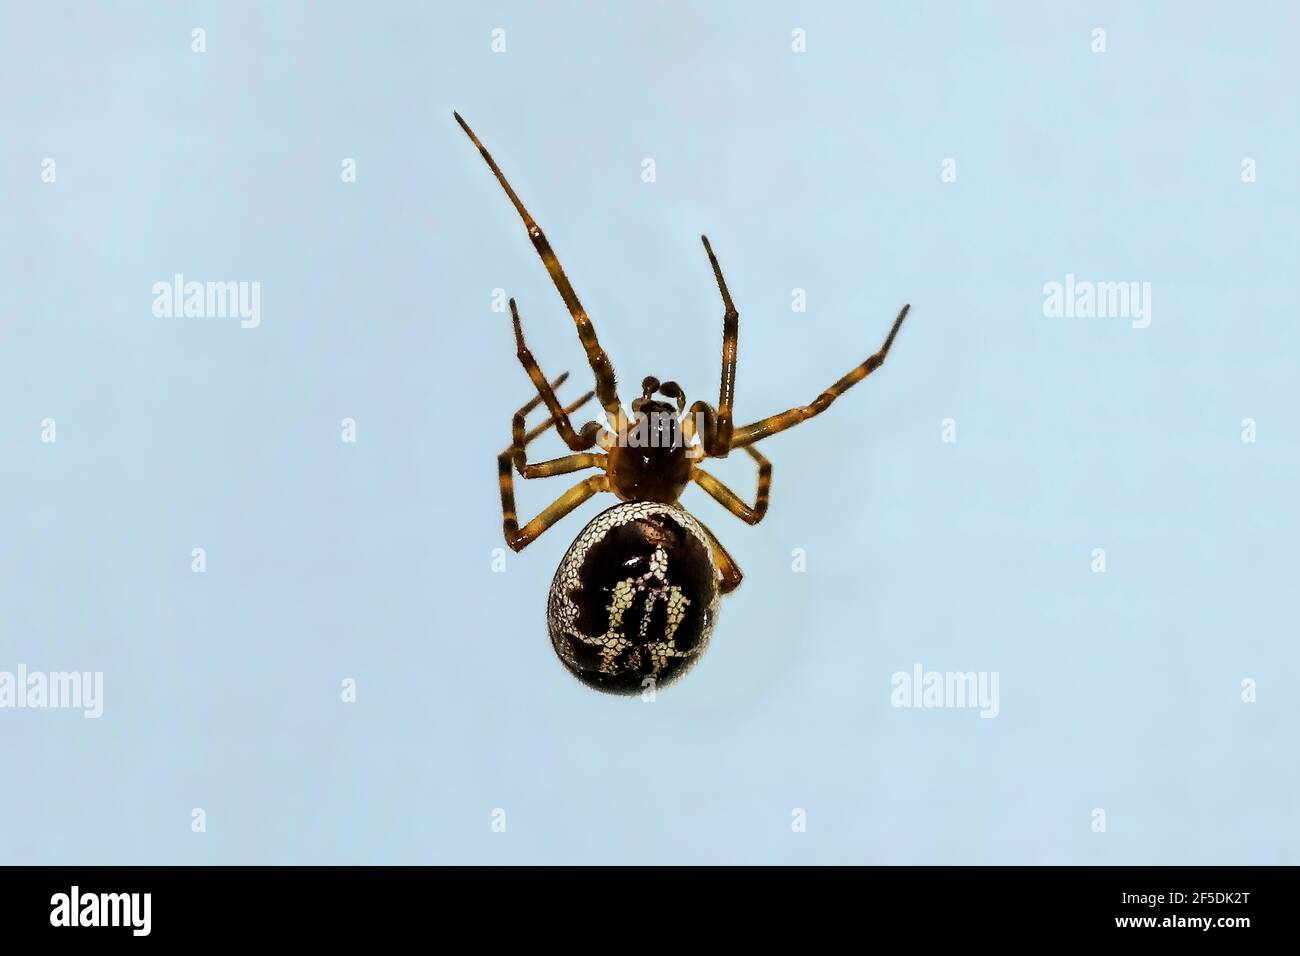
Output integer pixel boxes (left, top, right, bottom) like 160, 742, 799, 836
2, 1, 1297, 864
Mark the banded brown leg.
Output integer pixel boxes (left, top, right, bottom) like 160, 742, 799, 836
691, 445, 772, 526
456, 112, 626, 431
700, 235, 739, 456
497, 470, 610, 552
521, 382, 596, 446
505, 374, 605, 479
729, 304, 910, 449
696, 520, 744, 594
683, 400, 717, 461
497, 378, 607, 550
510, 298, 604, 451
514, 370, 573, 426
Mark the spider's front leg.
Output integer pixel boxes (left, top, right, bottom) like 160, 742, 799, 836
696, 235, 739, 457
507, 364, 604, 479
728, 304, 910, 449
455, 113, 627, 433
516, 372, 595, 448
510, 298, 606, 453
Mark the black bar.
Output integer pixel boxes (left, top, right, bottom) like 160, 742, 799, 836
0, 866, 1277, 941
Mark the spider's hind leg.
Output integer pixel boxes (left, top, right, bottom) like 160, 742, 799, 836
696, 519, 744, 594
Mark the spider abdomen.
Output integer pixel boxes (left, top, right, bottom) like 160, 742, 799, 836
547, 502, 721, 694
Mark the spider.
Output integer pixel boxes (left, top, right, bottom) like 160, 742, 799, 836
456, 112, 910, 695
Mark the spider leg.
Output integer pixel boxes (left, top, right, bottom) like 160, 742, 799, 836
728, 304, 910, 449
496, 469, 610, 552
519, 370, 570, 415
505, 374, 606, 478
510, 298, 604, 451
700, 235, 738, 456
496, 382, 608, 550
521, 384, 596, 446
696, 518, 744, 594
510, 448, 606, 480
456, 112, 626, 431
683, 400, 717, 460
691, 446, 772, 526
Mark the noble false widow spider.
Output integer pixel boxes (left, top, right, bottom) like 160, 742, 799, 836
456, 112, 910, 694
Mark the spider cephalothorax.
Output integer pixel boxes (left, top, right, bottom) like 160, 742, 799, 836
456, 112, 910, 694
605, 380, 693, 504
